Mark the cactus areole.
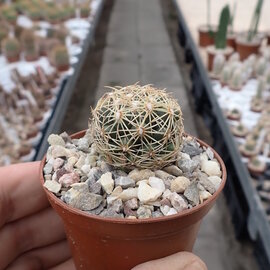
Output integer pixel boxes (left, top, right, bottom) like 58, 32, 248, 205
91, 84, 184, 169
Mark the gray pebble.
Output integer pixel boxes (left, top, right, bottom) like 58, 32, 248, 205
169, 192, 188, 212
88, 181, 102, 194
154, 170, 175, 181
178, 159, 199, 173
137, 206, 152, 219
164, 165, 183, 176
87, 203, 104, 215
108, 198, 123, 213
115, 176, 135, 189
183, 181, 200, 206
198, 172, 216, 194
100, 208, 124, 218
182, 141, 202, 157
152, 210, 163, 218
125, 198, 139, 210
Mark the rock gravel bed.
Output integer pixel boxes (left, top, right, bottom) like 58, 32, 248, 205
43, 130, 223, 219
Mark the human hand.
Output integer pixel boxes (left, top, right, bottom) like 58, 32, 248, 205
0, 162, 75, 270
133, 252, 207, 270
0, 162, 207, 270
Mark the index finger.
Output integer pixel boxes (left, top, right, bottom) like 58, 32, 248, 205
0, 161, 49, 227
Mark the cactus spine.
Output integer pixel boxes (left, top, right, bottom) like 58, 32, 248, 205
91, 84, 184, 169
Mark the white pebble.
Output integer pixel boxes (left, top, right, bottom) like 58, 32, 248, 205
170, 176, 190, 193
201, 160, 221, 177
48, 134, 65, 146
149, 177, 165, 193
138, 182, 162, 203
44, 180, 61, 194
208, 176, 222, 191
98, 172, 114, 194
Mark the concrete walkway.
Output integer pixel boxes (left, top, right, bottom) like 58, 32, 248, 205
94, 0, 258, 269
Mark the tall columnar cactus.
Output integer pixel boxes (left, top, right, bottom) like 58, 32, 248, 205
91, 84, 184, 169
220, 65, 232, 84
255, 57, 267, 77
247, 0, 264, 42
21, 29, 39, 61
215, 5, 230, 49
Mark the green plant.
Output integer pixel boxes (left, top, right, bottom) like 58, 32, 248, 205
2, 37, 20, 60
21, 29, 39, 60
247, 0, 264, 42
230, 68, 243, 89
27, 7, 42, 21
215, 5, 230, 49
212, 54, 225, 75
1, 6, 17, 24
52, 45, 69, 69
80, 4, 90, 18
91, 84, 184, 169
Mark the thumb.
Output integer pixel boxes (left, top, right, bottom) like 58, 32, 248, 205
131, 251, 207, 270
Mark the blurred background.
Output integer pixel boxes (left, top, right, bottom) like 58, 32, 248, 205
1, 0, 270, 269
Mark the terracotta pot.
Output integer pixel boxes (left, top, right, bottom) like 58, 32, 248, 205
56, 64, 70, 72
198, 25, 216, 47
6, 55, 20, 63
236, 38, 261, 60
206, 45, 233, 71
226, 33, 236, 50
40, 130, 227, 270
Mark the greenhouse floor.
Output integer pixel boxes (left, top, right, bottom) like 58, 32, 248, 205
62, 0, 258, 269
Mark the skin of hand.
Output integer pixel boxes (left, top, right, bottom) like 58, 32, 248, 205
0, 162, 207, 270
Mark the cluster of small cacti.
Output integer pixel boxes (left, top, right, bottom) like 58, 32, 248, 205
1, 6, 17, 25
21, 29, 39, 61
50, 45, 70, 71
1, 37, 20, 62
91, 84, 184, 169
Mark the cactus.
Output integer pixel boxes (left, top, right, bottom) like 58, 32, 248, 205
91, 84, 184, 169
45, 8, 61, 24
220, 65, 232, 85
256, 77, 265, 98
21, 29, 39, 61
228, 52, 239, 63
80, 4, 91, 18
51, 45, 70, 71
230, 68, 243, 90
27, 7, 42, 21
212, 54, 225, 76
247, 0, 264, 42
1, 6, 17, 25
254, 57, 267, 77
2, 37, 20, 62
0, 24, 8, 53
264, 67, 270, 85
215, 5, 230, 49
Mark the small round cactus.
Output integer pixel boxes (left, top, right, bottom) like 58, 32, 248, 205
91, 84, 184, 169
27, 7, 42, 21
212, 54, 225, 77
51, 45, 70, 71
0, 24, 8, 53
2, 37, 20, 62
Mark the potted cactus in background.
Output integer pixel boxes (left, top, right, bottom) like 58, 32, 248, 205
236, 0, 264, 60
40, 84, 226, 270
1, 6, 17, 25
2, 37, 20, 62
80, 3, 91, 18
0, 23, 8, 53
50, 45, 70, 71
27, 6, 43, 21
206, 5, 233, 71
21, 29, 39, 61
198, 0, 216, 47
